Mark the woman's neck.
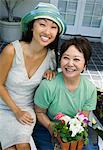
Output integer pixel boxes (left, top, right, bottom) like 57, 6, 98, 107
63, 75, 80, 92
21, 41, 47, 58
29, 40, 47, 55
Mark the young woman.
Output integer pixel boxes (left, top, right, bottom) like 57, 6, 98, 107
0, 2, 66, 150
33, 37, 98, 150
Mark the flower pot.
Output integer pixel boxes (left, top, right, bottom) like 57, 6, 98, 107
60, 139, 83, 150
60, 142, 70, 150
0, 19, 22, 42
77, 140, 84, 150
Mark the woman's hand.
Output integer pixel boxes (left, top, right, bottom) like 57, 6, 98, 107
43, 69, 56, 80
48, 122, 55, 136
15, 110, 34, 125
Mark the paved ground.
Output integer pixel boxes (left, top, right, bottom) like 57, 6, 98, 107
83, 42, 103, 89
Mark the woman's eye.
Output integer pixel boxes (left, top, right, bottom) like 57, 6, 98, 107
40, 23, 45, 26
63, 56, 69, 60
74, 58, 80, 61
52, 26, 57, 29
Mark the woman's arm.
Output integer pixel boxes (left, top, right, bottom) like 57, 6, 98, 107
0, 44, 33, 125
34, 104, 53, 135
0, 44, 19, 113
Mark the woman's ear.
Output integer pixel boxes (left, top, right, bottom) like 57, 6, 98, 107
81, 65, 86, 73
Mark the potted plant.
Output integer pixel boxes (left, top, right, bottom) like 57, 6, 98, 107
52, 112, 89, 149
0, 0, 24, 42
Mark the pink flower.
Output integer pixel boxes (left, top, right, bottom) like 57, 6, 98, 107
54, 112, 65, 120
83, 118, 89, 124
76, 112, 89, 126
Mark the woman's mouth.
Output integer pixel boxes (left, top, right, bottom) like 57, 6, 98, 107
40, 35, 49, 42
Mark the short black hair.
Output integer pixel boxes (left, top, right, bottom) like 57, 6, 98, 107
60, 37, 92, 66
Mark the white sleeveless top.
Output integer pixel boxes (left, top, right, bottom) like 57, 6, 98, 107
0, 40, 56, 110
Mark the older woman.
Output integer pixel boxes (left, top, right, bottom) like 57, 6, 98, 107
33, 37, 99, 150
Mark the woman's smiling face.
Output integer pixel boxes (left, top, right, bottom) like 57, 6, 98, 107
60, 45, 85, 79
32, 18, 59, 47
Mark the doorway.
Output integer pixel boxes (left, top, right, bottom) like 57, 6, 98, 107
50, 0, 103, 37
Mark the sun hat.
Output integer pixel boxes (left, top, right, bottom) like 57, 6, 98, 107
21, 2, 67, 35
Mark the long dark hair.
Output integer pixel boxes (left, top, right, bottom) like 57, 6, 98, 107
21, 20, 34, 42
47, 33, 60, 70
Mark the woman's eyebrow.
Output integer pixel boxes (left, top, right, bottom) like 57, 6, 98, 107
63, 53, 83, 58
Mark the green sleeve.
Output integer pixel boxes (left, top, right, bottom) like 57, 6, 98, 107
34, 79, 52, 109
83, 87, 97, 111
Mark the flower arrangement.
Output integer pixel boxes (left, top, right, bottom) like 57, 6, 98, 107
52, 112, 89, 145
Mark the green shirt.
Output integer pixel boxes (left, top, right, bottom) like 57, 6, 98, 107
34, 72, 97, 121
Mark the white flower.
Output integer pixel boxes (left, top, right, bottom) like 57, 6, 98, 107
76, 113, 84, 122
76, 113, 88, 127
69, 118, 84, 137
60, 115, 71, 124
76, 113, 87, 122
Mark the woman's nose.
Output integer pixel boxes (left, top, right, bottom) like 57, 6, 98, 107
68, 59, 74, 66
45, 27, 51, 35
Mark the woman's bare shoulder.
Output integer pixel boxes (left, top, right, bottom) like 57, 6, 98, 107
2, 43, 15, 56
